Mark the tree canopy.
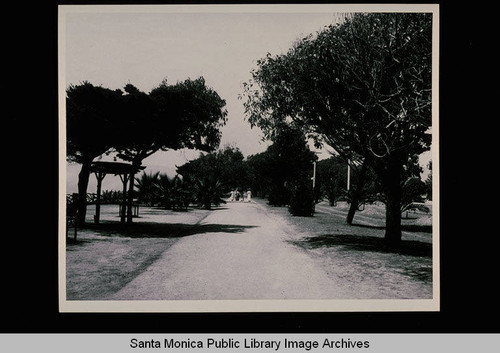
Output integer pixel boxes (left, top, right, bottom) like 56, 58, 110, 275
176, 147, 242, 210
242, 12, 433, 245
116, 77, 228, 165
245, 126, 317, 208
66, 81, 124, 164
66, 77, 227, 224
243, 12, 432, 165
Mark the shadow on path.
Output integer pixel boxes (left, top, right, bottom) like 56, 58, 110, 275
80, 222, 258, 239
294, 234, 432, 257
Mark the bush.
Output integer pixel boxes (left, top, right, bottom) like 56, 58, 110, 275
267, 184, 290, 206
288, 178, 315, 216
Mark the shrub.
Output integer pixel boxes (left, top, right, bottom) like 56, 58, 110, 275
288, 177, 315, 216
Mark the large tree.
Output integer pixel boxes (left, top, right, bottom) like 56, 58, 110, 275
214, 145, 248, 192
243, 13, 433, 246
115, 77, 227, 222
116, 78, 227, 164
67, 77, 227, 224
244, 126, 317, 211
176, 152, 225, 211
66, 82, 124, 225
175, 146, 246, 210
315, 156, 348, 206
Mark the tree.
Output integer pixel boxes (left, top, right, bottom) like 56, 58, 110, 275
135, 171, 160, 206
244, 126, 317, 212
316, 156, 382, 219
270, 127, 317, 215
176, 151, 228, 210
243, 13, 432, 246
155, 173, 175, 209
288, 176, 316, 216
151, 173, 192, 210
400, 177, 427, 213
245, 152, 272, 198
316, 156, 348, 206
114, 78, 227, 222
67, 77, 227, 224
214, 145, 248, 191
167, 175, 192, 210
425, 160, 432, 200
66, 82, 124, 225
176, 146, 250, 210
135, 171, 192, 210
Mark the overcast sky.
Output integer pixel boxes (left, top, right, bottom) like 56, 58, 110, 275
60, 5, 433, 193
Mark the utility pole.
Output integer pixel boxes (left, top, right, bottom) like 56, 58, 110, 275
311, 151, 321, 189
312, 161, 317, 189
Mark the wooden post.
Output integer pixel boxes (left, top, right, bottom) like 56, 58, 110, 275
94, 171, 105, 224
119, 173, 129, 224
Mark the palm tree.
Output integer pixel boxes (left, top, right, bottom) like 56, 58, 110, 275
191, 175, 226, 210
153, 173, 174, 209
135, 171, 160, 206
169, 175, 192, 210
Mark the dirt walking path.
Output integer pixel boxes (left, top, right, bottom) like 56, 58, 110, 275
110, 201, 350, 300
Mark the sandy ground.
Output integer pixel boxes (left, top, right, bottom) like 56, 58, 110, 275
66, 199, 433, 300
110, 201, 353, 300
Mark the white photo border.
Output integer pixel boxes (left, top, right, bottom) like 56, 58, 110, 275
58, 3, 440, 313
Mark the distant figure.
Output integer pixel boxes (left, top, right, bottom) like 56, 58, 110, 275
235, 190, 240, 202
246, 189, 252, 203
229, 190, 236, 202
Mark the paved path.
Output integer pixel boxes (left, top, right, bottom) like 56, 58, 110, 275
111, 201, 349, 300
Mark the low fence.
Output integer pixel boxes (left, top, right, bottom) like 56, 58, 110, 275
67, 192, 125, 205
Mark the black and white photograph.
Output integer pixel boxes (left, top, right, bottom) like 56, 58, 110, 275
58, 3, 440, 312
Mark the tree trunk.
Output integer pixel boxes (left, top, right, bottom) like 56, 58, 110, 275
346, 160, 368, 224
383, 156, 403, 247
346, 193, 359, 225
126, 172, 135, 224
94, 172, 104, 224
76, 161, 91, 226
203, 194, 212, 210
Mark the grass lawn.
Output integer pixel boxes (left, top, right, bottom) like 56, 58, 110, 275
65, 204, 211, 300
256, 199, 434, 299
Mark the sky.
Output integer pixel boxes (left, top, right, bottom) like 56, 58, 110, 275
61, 5, 433, 193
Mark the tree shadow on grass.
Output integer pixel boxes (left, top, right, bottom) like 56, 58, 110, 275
143, 206, 197, 213
351, 222, 433, 234
66, 238, 92, 247
81, 222, 257, 239
296, 234, 432, 257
